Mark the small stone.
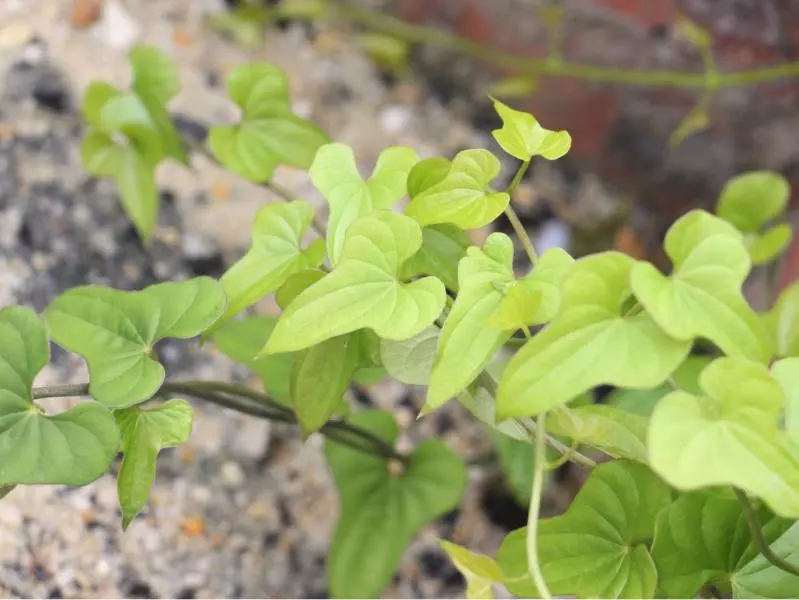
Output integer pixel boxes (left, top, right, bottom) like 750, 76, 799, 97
229, 418, 270, 459
219, 461, 246, 488
71, 0, 104, 29
0, 23, 33, 49
379, 105, 413, 134
90, 0, 140, 51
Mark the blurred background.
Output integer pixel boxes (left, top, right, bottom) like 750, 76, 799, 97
0, 0, 797, 597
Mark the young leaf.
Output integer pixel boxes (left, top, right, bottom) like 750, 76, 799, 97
291, 335, 359, 436
548, 404, 649, 462
405, 149, 510, 230
209, 63, 330, 182
210, 201, 325, 335
651, 489, 791, 598
0, 307, 119, 486
771, 358, 799, 444
129, 45, 180, 106
379, 326, 439, 385
262, 211, 446, 354
275, 269, 327, 310
631, 210, 772, 363
497, 460, 671, 599
765, 282, 799, 358
310, 143, 418, 265
487, 281, 542, 330
325, 410, 467, 598
648, 356, 799, 518
400, 224, 470, 292
747, 223, 793, 266
498, 251, 691, 419
439, 540, 504, 600
212, 316, 294, 406
45, 278, 227, 408
716, 171, 790, 234
115, 398, 193, 528
491, 98, 572, 161
732, 520, 799, 598
427, 237, 572, 412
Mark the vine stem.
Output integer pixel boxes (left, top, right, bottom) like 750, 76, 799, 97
527, 411, 553, 599
504, 160, 538, 266
333, 1, 799, 89
734, 488, 799, 577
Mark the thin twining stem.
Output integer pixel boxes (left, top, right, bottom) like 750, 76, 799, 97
734, 488, 799, 577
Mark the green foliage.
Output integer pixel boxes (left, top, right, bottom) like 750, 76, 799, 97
765, 283, 799, 358
263, 211, 445, 354
45, 278, 226, 407
491, 98, 572, 161
324, 411, 467, 598
210, 63, 330, 182
733, 521, 799, 597
379, 326, 438, 385
405, 149, 510, 230
400, 224, 470, 291
497, 461, 671, 598
548, 404, 649, 462
0, 308, 119, 486
115, 399, 193, 528
439, 540, 504, 599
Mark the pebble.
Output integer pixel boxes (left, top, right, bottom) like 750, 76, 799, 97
90, 0, 140, 51
220, 461, 246, 488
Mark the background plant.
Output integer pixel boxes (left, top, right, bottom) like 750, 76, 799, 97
0, 45, 798, 599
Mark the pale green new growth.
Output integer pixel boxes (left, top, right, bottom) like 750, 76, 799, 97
130, 45, 180, 106
771, 358, 799, 444
210, 201, 325, 335
717, 171, 790, 234
0, 308, 119, 486
765, 282, 799, 358
310, 143, 419, 265
732, 522, 799, 597
325, 411, 467, 598
115, 399, 193, 528
210, 63, 330, 182
648, 357, 799, 518
45, 278, 227, 408
262, 211, 446, 354
748, 224, 793, 266
439, 540, 504, 599
497, 461, 670, 599
379, 326, 439, 385
498, 251, 690, 419
631, 210, 772, 363
405, 149, 510, 230
548, 404, 649, 462
491, 98, 572, 161
400, 224, 470, 292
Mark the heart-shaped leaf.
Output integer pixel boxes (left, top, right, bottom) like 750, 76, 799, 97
405, 149, 510, 230
765, 282, 799, 358
439, 540, 504, 599
400, 224, 470, 292
0, 307, 119, 486
310, 143, 418, 265
548, 404, 649, 462
491, 98, 572, 161
115, 398, 193, 528
262, 211, 446, 354
651, 489, 793, 598
209, 63, 330, 182
498, 251, 691, 419
46, 278, 227, 408
648, 356, 799, 518
632, 210, 772, 362
732, 520, 799, 598
427, 236, 573, 412
497, 460, 671, 599
130, 44, 180, 106
325, 410, 467, 598
748, 224, 793, 266
717, 171, 790, 234
379, 325, 439, 385
209, 201, 325, 336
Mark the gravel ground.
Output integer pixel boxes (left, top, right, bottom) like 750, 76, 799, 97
0, 0, 546, 597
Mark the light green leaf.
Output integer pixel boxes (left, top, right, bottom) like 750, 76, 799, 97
487, 283, 541, 330
491, 98, 571, 161
669, 101, 709, 147
0, 307, 119, 486
458, 384, 529, 442
46, 278, 227, 408
136, 91, 188, 165
631, 209, 772, 363
549, 404, 649, 462
262, 211, 446, 354
497, 460, 670, 599
771, 358, 799, 444
130, 44, 180, 106
732, 520, 799, 598
405, 149, 510, 230
209, 63, 330, 182
93, 91, 164, 163
486, 75, 538, 100
717, 171, 790, 233
325, 410, 467, 598
400, 224, 470, 292
380, 326, 438, 385
210, 201, 324, 335
439, 540, 504, 599
766, 282, 799, 357
212, 316, 293, 406
651, 489, 790, 598
291, 334, 359, 436
748, 224, 793, 265
498, 251, 691, 419
648, 356, 799, 518
275, 269, 327, 310
115, 398, 193, 528
427, 237, 572, 412
310, 143, 418, 265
